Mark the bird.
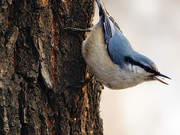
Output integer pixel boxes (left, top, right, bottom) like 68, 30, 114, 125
82, 0, 170, 89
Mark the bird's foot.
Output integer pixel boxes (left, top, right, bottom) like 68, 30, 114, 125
70, 75, 94, 89
64, 27, 92, 32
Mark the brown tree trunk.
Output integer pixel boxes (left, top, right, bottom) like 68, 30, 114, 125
0, 0, 103, 134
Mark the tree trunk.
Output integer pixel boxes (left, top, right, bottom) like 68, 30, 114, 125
0, 0, 103, 134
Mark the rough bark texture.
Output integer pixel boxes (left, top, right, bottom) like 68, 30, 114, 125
0, 0, 103, 134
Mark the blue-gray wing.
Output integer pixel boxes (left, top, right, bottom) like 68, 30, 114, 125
96, 0, 133, 67
104, 18, 133, 67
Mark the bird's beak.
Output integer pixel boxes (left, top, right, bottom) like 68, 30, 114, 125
153, 73, 171, 85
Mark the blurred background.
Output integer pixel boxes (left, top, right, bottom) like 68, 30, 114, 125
94, 0, 180, 135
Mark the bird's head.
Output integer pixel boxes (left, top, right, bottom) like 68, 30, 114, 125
124, 53, 171, 84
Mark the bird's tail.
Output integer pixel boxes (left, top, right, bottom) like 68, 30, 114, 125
96, 0, 104, 17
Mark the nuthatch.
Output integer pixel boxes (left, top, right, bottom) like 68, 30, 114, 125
82, 0, 170, 89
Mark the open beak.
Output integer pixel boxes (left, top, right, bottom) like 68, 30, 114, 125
153, 73, 171, 85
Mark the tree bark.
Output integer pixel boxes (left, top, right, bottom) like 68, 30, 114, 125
0, 0, 103, 134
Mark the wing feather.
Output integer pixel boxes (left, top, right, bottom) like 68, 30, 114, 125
96, 0, 133, 67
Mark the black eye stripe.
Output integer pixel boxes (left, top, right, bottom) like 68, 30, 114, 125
124, 56, 159, 75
